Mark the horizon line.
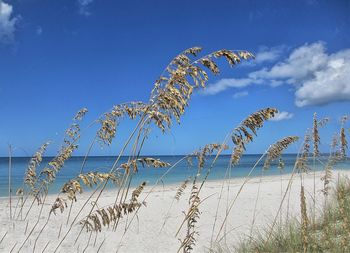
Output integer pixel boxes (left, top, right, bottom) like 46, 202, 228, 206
0, 153, 328, 159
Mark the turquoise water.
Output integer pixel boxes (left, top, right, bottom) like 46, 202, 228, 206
0, 154, 348, 196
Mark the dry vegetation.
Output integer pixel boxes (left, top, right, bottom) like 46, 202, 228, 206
0, 47, 349, 253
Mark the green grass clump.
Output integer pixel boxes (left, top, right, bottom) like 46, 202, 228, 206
232, 175, 350, 253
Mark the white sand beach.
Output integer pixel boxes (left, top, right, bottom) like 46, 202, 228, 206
1, 170, 349, 253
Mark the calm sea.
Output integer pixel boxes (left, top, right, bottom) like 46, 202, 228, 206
0, 154, 347, 197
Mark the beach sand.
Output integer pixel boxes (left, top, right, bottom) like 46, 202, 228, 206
1, 169, 349, 253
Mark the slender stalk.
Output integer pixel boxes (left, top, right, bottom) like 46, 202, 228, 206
24, 220, 29, 234
82, 230, 93, 253
97, 237, 106, 253
41, 241, 50, 253
0, 231, 8, 245
210, 162, 231, 247
111, 120, 147, 231
266, 164, 298, 241
214, 153, 266, 241
17, 193, 48, 252
10, 243, 17, 253
66, 200, 74, 225
58, 223, 62, 239
54, 116, 145, 252
281, 167, 285, 220
33, 213, 52, 252
79, 135, 97, 174
8, 144, 12, 220
175, 132, 232, 237
116, 156, 188, 250
249, 169, 264, 239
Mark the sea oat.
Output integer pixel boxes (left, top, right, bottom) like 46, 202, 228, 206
178, 183, 200, 253
263, 136, 299, 170
120, 157, 170, 173
24, 142, 50, 189
97, 102, 148, 145
300, 185, 309, 252
313, 113, 320, 157
32, 108, 88, 203
340, 116, 348, 159
231, 108, 278, 165
150, 48, 254, 130
50, 197, 68, 215
61, 172, 120, 201
175, 177, 191, 201
296, 132, 311, 173
80, 182, 147, 232
321, 134, 341, 196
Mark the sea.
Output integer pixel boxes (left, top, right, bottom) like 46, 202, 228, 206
0, 154, 348, 197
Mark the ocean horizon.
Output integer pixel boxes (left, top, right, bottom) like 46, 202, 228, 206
0, 154, 347, 197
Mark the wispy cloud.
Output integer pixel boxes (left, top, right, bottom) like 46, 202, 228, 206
254, 46, 285, 64
36, 26, 42, 35
233, 91, 249, 99
0, 1, 18, 44
241, 46, 286, 67
269, 111, 294, 121
203, 78, 262, 95
78, 0, 94, 16
204, 42, 350, 107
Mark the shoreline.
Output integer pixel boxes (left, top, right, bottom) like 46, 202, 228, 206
1, 168, 348, 200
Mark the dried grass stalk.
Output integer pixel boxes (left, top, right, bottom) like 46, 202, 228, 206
311, 114, 329, 158
321, 164, 333, 197
264, 136, 299, 170
80, 182, 147, 232
33, 108, 88, 203
340, 127, 348, 159
150, 48, 254, 132
188, 143, 229, 170
321, 134, 341, 196
340, 115, 348, 159
120, 157, 170, 173
24, 142, 50, 189
312, 113, 320, 157
97, 102, 148, 145
176, 143, 229, 252
178, 183, 200, 253
300, 185, 309, 252
50, 197, 68, 215
175, 177, 191, 201
74, 108, 88, 121
231, 108, 278, 165
97, 48, 254, 146
296, 132, 311, 173
61, 172, 120, 201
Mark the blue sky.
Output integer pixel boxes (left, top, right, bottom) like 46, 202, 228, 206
0, 0, 349, 156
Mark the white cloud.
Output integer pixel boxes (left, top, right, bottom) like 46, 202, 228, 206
233, 91, 248, 99
269, 111, 294, 121
204, 42, 350, 107
249, 42, 328, 82
254, 46, 285, 64
203, 78, 262, 95
241, 46, 285, 67
294, 50, 350, 106
78, 0, 94, 16
0, 1, 18, 43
